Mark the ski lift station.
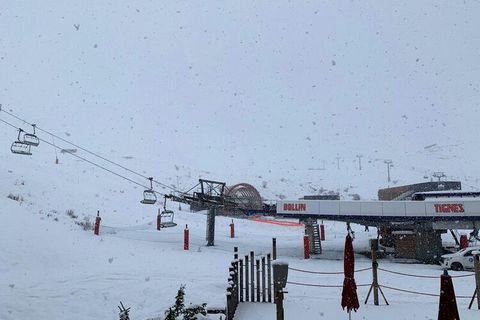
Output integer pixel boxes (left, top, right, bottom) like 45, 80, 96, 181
276, 182, 480, 263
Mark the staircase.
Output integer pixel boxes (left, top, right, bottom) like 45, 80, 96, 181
304, 219, 322, 255
312, 223, 322, 254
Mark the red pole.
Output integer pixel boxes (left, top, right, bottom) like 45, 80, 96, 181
304, 235, 310, 259
230, 219, 235, 238
94, 211, 101, 235
320, 224, 325, 241
157, 209, 161, 231
184, 224, 189, 250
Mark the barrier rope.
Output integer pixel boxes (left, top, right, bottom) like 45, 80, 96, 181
378, 268, 474, 279
380, 284, 471, 299
288, 266, 372, 275
287, 281, 472, 300
287, 281, 371, 288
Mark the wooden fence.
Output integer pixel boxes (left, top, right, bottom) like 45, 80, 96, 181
226, 247, 273, 320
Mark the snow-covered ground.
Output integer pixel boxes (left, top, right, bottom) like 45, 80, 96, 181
2, 193, 480, 320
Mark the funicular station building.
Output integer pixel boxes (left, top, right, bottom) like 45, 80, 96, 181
276, 182, 480, 263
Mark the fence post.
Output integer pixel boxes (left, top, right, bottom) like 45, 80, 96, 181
233, 248, 239, 308
226, 289, 232, 320
245, 254, 250, 302
94, 211, 101, 235
303, 235, 310, 259
262, 256, 266, 302
273, 261, 288, 320
272, 238, 277, 260
240, 259, 244, 302
256, 259, 261, 302
250, 251, 255, 301
267, 254, 272, 303
184, 224, 189, 250
231, 261, 238, 312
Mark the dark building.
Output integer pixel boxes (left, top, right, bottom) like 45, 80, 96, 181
378, 181, 461, 201
300, 194, 340, 200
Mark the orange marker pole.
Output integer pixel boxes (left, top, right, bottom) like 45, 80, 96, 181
230, 219, 235, 238
184, 224, 189, 250
94, 211, 101, 236
303, 235, 310, 259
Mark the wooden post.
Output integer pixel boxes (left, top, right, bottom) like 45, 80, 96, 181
469, 253, 480, 309
262, 256, 266, 302
239, 259, 244, 302
267, 254, 272, 303
273, 262, 288, 320
372, 248, 379, 305
233, 261, 238, 310
228, 265, 234, 309
250, 251, 255, 301
272, 238, 277, 260
476, 254, 480, 310
256, 259, 261, 302
245, 254, 249, 302
226, 290, 231, 320
275, 290, 284, 320
365, 239, 388, 306
320, 223, 325, 240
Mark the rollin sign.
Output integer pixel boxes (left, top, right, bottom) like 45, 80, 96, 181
283, 203, 307, 211
434, 203, 465, 213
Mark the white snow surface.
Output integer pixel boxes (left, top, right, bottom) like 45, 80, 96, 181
2, 1, 480, 319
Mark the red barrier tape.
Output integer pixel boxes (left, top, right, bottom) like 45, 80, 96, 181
251, 217, 304, 227
287, 281, 370, 288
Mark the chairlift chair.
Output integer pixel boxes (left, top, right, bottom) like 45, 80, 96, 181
160, 196, 177, 227
22, 124, 40, 147
10, 129, 32, 156
11, 141, 32, 155
141, 177, 157, 205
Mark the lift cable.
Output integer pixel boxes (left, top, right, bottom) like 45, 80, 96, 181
0, 117, 166, 197
0, 105, 179, 193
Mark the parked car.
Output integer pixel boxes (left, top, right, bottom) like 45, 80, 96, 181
440, 246, 480, 271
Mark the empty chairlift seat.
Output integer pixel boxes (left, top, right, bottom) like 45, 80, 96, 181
22, 125, 40, 147
11, 140, 32, 155
10, 129, 32, 156
160, 209, 177, 228
141, 177, 157, 205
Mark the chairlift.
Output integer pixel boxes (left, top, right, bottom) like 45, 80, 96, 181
159, 196, 177, 228
140, 177, 157, 205
10, 129, 32, 156
23, 124, 40, 147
